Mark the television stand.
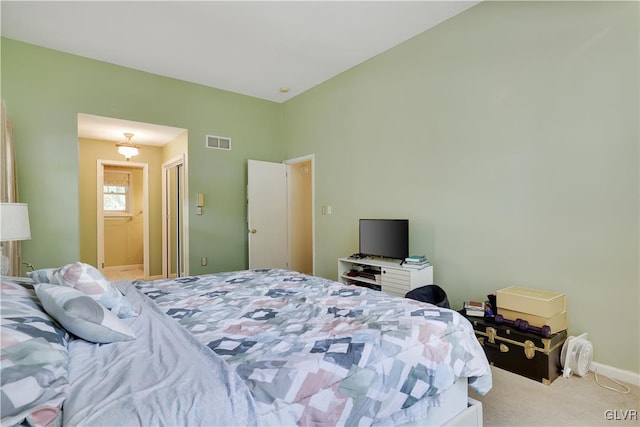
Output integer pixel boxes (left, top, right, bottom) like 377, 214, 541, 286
338, 257, 434, 297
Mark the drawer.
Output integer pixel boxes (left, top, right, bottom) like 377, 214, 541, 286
382, 281, 409, 297
382, 268, 409, 283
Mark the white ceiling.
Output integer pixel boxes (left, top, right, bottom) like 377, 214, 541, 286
77, 113, 187, 146
3, 1, 480, 143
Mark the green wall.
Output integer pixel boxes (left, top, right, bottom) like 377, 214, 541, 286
282, 1, 639, 373
1, 1, 638, 374
1, 37, 284, 275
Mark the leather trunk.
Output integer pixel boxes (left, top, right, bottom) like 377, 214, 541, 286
463, 313, 567, 385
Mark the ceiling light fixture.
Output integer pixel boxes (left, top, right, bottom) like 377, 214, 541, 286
116, 132, 139, 160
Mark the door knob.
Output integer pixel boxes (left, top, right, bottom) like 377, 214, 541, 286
250, 228, 257, 234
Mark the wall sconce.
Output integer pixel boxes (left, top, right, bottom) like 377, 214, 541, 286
116, 132, 139, 161
0, 203, 32, 275
197, 193, 204, 215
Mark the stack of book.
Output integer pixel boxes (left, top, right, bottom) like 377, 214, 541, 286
464, 300, 485, 317
402, 255, 429, 269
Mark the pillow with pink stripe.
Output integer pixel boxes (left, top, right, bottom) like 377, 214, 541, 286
28, 262, 138, 318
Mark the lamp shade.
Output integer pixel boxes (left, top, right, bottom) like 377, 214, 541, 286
0, 203, 31, 241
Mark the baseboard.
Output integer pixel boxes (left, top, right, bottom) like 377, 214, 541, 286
590, 361, 640, 387
146, 274, 164, 280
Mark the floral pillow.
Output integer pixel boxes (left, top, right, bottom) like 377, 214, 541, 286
35, 284, 136, 344
28, 262, 138, 318
1, 279, 69, 427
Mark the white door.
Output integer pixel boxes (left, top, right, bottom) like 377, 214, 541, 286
247, 160, 288, 269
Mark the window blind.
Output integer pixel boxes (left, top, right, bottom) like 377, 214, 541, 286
104, 171, 130, 187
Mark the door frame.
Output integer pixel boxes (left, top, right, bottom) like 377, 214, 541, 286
162, 154, 189, 278
284, 154, 315, 275
96, 159, 150, 278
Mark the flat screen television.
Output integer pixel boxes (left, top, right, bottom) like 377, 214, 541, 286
359, 219, 409, 260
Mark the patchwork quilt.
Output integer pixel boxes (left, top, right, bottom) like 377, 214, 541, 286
135, 269, 492, 426
1, 280, 69, 427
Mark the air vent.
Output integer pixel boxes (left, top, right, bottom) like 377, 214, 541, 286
206, 135, 231, 150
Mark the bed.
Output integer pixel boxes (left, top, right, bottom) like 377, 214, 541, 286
1, 263, 492, 427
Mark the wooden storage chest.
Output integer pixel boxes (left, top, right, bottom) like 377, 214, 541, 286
464, 314, 567, 385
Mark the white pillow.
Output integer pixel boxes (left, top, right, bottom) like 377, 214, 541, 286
29, 262, 138, 318
35, 284, 135, 344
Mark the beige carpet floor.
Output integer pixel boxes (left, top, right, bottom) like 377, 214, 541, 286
470, 366, 640, 426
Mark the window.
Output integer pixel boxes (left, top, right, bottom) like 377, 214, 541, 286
104, 171, 132, 216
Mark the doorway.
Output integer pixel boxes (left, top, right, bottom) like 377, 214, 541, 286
78, 113, 188, 280
97, 160, 150, 279
247, 155, 314, 274
285, 156, 314, 274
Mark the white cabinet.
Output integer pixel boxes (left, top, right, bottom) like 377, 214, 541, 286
337, 257, 433, 297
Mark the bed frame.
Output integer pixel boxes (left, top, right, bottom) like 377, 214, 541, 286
400, 378, 483, 427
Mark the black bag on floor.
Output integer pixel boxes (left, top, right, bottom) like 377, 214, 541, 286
405, 284, 450, 309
